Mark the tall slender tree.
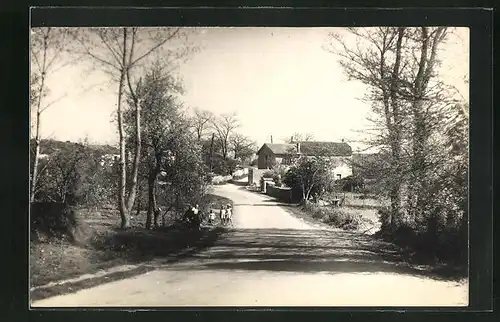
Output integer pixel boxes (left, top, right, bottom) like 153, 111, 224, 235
124, 62, 186, 229
30, 28, 71, 202
71, 28, 195, 228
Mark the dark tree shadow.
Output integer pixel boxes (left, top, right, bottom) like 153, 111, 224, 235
173, 228, 467, 281
30, 227, 227, 302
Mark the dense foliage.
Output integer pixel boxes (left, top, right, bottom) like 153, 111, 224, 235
31, 140, 118, 207
282, 157, 336, 202
330, 27, 469, 264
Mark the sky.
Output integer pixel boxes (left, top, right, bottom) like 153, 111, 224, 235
35, 27, 469, 152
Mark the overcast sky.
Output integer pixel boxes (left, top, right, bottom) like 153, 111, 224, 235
37, 27, 469, 152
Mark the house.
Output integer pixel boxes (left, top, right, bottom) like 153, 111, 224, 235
256, 140, 353, 179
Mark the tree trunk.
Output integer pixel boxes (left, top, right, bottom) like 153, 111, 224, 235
30, 111, 41, 202
136, 196, 141, 217
125, 96, 141, 212
409, 27, 430, 224
30, 33, 49, 203
387, 27, 405, 229
209, 133, 214, 172
146, 172, 156, 230
125, 29, 141, 216
117, 28, 130, 229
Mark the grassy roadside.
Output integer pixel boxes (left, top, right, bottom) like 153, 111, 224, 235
30, 226, 226, 301
30, 194, 231, 301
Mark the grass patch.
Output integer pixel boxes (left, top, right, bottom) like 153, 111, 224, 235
30, 206, 227, 301
283, 200, 380, 233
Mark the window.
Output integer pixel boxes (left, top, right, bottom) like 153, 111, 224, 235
337, 174, 342, 180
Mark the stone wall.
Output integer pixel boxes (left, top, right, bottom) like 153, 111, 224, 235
266, 184, 293, 203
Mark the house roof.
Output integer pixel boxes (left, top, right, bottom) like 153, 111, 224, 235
298, 141, 352, 156
257, 143, 296, 155
257, 141, 352, 157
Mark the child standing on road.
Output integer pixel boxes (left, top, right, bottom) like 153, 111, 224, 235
219, 205, 227, 226
226, 204, 233, 226
208, 209, 216, 225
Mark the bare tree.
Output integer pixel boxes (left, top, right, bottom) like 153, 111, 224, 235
71, 27, 195, 228
30, 27, 71, 202
229, 133, 256, 162
211, 113, 240, 159
290, 132, 315, 142
191, 108, 214, 141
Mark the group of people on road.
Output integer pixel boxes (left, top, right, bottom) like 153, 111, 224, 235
207, 204, 233, 226
184, 203, 233, 229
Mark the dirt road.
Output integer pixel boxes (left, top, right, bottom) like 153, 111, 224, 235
32, 183, 468, 307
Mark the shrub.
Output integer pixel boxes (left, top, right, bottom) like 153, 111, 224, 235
337, 175, 364, 192
304, 203, 362, 231
283, 159, 335, 202
262, 170, 274, 178
376, 206, 468, 264
30, 202, 79, 242
323, 209, 362, 231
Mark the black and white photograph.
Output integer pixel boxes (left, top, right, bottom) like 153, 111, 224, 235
29, 24, 470, 307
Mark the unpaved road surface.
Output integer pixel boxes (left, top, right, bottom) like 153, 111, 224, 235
32, 183, 468, 307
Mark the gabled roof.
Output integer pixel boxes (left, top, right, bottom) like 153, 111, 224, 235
257, 143, 296, 155
257, 141, 352, 157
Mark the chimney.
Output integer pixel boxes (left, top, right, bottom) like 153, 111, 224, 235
290, 136, 294, 143
270, 135, 273, 143
296, 142, 300, 153
341, 138, 344, 143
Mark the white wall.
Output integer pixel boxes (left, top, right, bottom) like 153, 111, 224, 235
328, 156, 352, 179
332, 163, 353, 179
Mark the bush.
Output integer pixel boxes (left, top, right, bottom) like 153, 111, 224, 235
283, 159, 335, 202
32, 141, 118, 208
337, 175, 364, 192
305, 203, 362, 231
262, 170, 274, 178
30, 202, 79, 242
376, 206, 468, 264
209, 156, 239, 176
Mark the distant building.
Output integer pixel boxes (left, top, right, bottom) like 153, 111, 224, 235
256, 141, 353, 179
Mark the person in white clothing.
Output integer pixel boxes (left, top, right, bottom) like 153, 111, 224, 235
226, 204, 233, 226
219, 205, 226, 225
